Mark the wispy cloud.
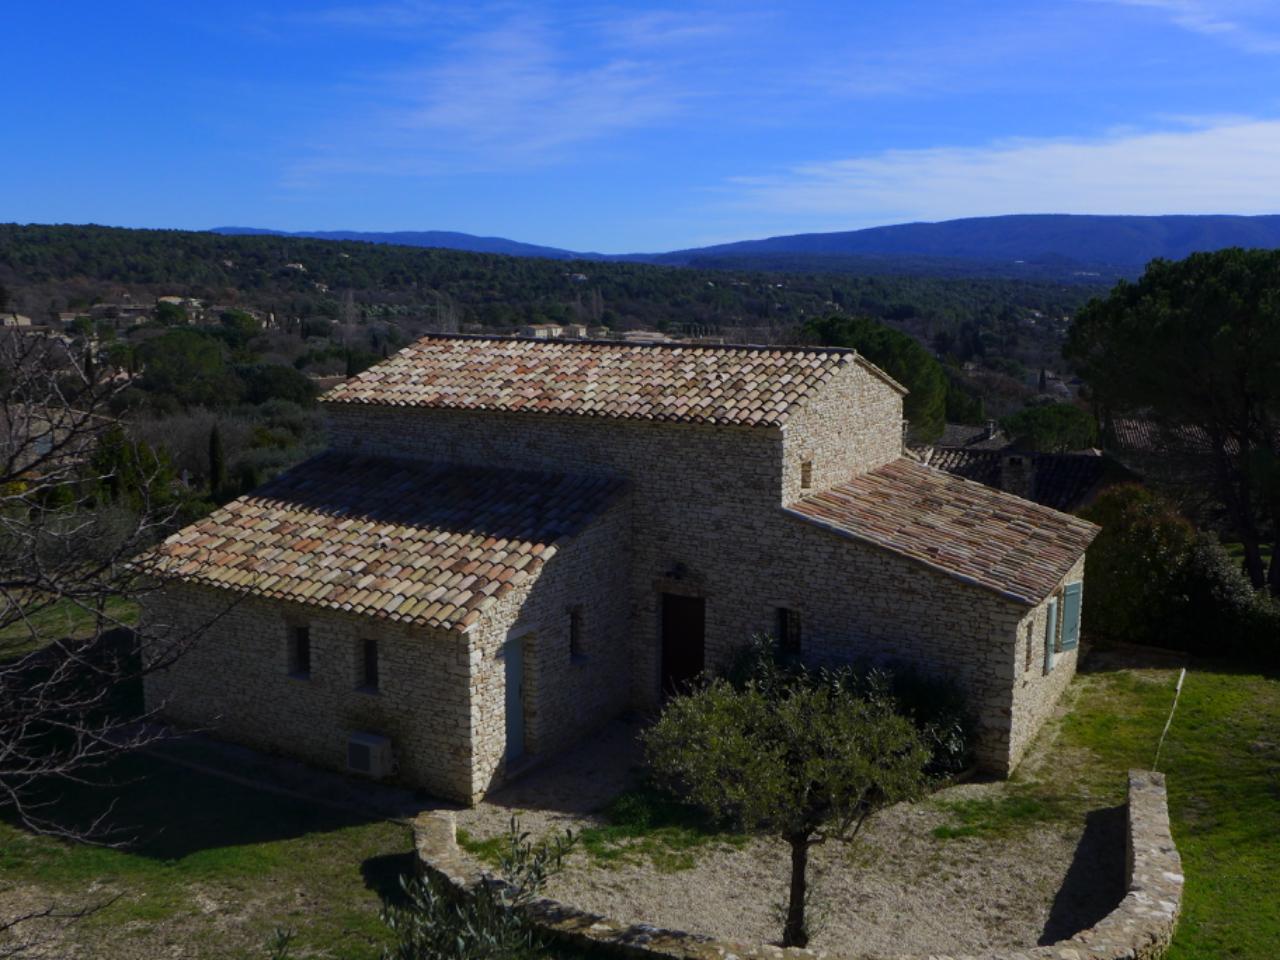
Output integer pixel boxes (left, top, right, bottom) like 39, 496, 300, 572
1096, 0, 1280, 53
289, 8, 723, 179
723, 118, 1280, 229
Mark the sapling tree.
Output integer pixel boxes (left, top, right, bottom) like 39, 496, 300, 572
0, 333, 218, 833
642, 652, 930, 948
381, 818, 575, 960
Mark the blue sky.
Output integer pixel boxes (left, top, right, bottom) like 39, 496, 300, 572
4, 0, 1279, 251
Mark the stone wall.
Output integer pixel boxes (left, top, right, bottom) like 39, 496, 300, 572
780, 360, 905, 504
141, 492, 634, 804
1008, 555, 1086, 769
140, 586, 477, 801
411, 769, 1183, 960
325, 397, 1069, 775
463, 494, 634, 799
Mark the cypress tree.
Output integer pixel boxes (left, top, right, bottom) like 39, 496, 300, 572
208, 424, 227, 498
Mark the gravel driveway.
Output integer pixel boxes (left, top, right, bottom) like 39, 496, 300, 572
454, 704, 1125, 956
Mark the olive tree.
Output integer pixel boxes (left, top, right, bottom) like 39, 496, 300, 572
642, 664, 930, 948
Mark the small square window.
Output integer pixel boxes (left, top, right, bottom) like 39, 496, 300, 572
776, 607, 801, 658
360, 638, 379, 691
568, 606, 585, 660
800, 461, 813, 490
289, 625, 311, 678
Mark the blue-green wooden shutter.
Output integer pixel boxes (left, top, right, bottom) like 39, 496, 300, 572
1043, 597, 1058, 672
1062, 582, 1083, 650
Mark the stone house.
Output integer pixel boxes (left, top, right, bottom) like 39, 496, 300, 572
141, 336, 1098, 804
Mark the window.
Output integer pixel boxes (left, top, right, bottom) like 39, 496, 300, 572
359, 638, 379, 691
776, 607, 802, 658
800, 461, 813, 490
1043, 597, 1059, 673
1024, 622, 1034, 672
289, 625, 311, 678
568, 606, 585, 660
1061, 582, 1083, 651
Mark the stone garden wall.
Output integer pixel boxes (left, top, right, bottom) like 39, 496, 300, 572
412, 769, 1183, 960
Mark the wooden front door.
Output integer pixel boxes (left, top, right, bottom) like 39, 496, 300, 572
660, 593, 705, 694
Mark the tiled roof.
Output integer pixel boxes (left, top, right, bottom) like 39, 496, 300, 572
787, 459, 1099, 605
1108, 417, 1221, 456
937, 422, 1010, 450
140, 453, 623, 631
321, 334, 905, 427
916, 447, 1112, 512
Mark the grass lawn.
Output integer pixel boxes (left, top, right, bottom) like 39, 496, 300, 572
2, 654, 1274, 958
460, 785, 749, 874
1012, 655, 1279, 960
0, 595, 139, 660
1222, 541, 1274, 568
0, 753, 410, 959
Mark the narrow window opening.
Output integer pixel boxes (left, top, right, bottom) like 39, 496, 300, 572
360, 638, 379, 690
289, 625, 311, 678
1024, 623, 1033, 672
568, 606, 585, 659
775, 607, 802, 658
1043, 597, 1059, 674
800, 460, 813, 490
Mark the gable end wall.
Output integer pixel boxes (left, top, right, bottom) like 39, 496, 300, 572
781, 361, 904, 502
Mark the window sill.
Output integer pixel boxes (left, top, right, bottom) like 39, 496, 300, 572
354, 685, 380, 696
570, 653, 590, 667
287, 671, 311, 681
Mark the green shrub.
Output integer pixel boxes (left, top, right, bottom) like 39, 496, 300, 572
1001, 402, 1098, 452
1079, 484, 1196, 647
1180, 534, 1280, 663
1080, 486, 1280, 662
381, 819, 573, 960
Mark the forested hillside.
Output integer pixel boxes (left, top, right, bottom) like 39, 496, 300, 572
0, 222, 1104, 507
1, 224, 1099, 348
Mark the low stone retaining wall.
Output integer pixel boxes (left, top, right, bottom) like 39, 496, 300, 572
412, 769, 1183, 960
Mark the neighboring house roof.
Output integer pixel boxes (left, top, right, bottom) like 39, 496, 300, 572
916, 446, 1112, 512
937, 422, 1009, 450
140, 453, 624, 632
322, 334, 906, 427
1109, 417, 1221, 456
787, 459, 1099, 605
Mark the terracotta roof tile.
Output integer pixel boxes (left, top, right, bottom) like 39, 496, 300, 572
140, 453, 623, 631
787, 459, 1098, 605
321, 334, 904, 427
915, 447, 1112, 512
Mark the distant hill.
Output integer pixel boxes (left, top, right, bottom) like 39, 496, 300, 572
647, 214, 1280, 272
212, 226, 588, 261
217, 214, 1280, 280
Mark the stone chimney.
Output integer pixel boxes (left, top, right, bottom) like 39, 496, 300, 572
1000, 453, 1035, 500
984, 418, 999, 440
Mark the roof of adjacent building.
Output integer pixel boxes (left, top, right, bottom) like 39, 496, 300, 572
1108, 417, 1222, 456
916, 446, 1115, 512
936, 421, 1010, 450
787, 458, 1099, 605
321, 334, 906, 427
139, 453, 623, 632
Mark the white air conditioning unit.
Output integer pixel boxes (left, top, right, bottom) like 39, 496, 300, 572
346, 731, 394, 779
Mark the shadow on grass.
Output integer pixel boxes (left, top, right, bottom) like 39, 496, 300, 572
360, 851, 417, 910
1039, 804, 1127, 945
2, 751, 380, 861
